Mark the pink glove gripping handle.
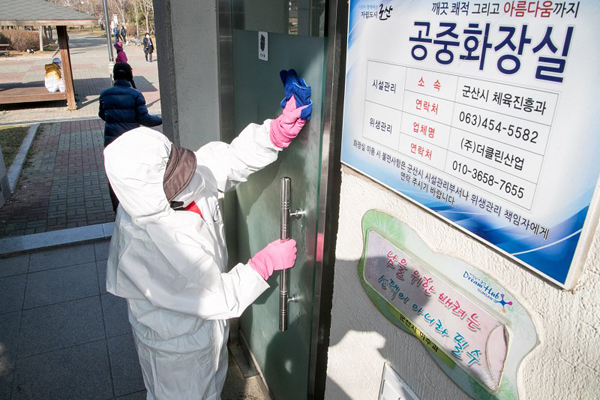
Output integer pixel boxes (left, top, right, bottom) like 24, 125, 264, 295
249, 239, 297, 280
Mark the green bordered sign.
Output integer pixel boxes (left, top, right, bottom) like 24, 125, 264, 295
358, 210, 537, 399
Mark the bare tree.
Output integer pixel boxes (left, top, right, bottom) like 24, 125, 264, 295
46, 0, 148, 35
103, 0, 125, 26
139, 0, 154, 34
47, 0, 106, 18
47, 0, 73, 6
133, 0, 139, 36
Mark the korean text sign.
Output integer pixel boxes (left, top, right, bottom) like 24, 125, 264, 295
341, 0, 600, 288
365, 231, 508, 391
358, 210, 537, 399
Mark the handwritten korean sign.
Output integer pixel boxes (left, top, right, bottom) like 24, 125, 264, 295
364, 231, 508, 391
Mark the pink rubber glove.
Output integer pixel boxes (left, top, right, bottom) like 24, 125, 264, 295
249, 239, 297, 280
269, 97, 308, 148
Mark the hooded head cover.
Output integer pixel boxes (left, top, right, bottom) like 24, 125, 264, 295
163, 144, 197, 202
113, 62, 133, 82
104, 127, 197, 221
114, 42, 123, 52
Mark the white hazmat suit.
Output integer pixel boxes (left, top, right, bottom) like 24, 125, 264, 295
104, 122, 283, 399
44, 58, 66, 93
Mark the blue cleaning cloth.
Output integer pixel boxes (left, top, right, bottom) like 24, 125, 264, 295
279, 69, 312, 120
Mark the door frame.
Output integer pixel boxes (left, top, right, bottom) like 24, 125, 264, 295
216, 0, 348, 398
307, 0, 347, 398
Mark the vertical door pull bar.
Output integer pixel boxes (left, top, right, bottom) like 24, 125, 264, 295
280, 177, 303, 332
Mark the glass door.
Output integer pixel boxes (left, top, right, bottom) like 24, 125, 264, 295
229, 1, 327, 399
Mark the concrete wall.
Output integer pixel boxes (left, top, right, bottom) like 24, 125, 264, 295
154, 0, 222, 148
325, 166, 600, 399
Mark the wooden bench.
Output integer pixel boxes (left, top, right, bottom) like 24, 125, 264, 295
0, 85, 68, 106
0, 44, 9, 56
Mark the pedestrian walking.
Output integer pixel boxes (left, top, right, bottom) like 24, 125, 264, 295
99, 62, 162, 210
120, 25, 127, 44
114, 42, 127, 63
143, 32, 154, 62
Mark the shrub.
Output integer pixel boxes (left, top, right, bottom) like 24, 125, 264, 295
0, 29, 50, 51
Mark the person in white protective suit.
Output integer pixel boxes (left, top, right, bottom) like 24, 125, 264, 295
44, 57, 66, 93
103, 91, 310, 399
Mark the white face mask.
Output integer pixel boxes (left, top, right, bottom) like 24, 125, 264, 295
171, 167, 206, 209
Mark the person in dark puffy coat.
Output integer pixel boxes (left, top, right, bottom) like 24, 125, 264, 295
99, 62, 161, 146
99, 62, 162, 210
120, 25, 127, 44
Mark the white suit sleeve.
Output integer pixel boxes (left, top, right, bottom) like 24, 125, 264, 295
195, 120, 281, 192
122, 219, 269, 320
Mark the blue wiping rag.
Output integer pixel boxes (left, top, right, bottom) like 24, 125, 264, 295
279, 69, 312, 120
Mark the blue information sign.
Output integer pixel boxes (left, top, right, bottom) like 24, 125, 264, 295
341, 0, 600, 288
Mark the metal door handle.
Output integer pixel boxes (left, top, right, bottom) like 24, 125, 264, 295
280, 177, 303, 332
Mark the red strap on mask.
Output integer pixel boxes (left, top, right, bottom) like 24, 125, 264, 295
183, 201, 203, 219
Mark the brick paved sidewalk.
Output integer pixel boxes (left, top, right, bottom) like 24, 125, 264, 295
0, 119, 114, 237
